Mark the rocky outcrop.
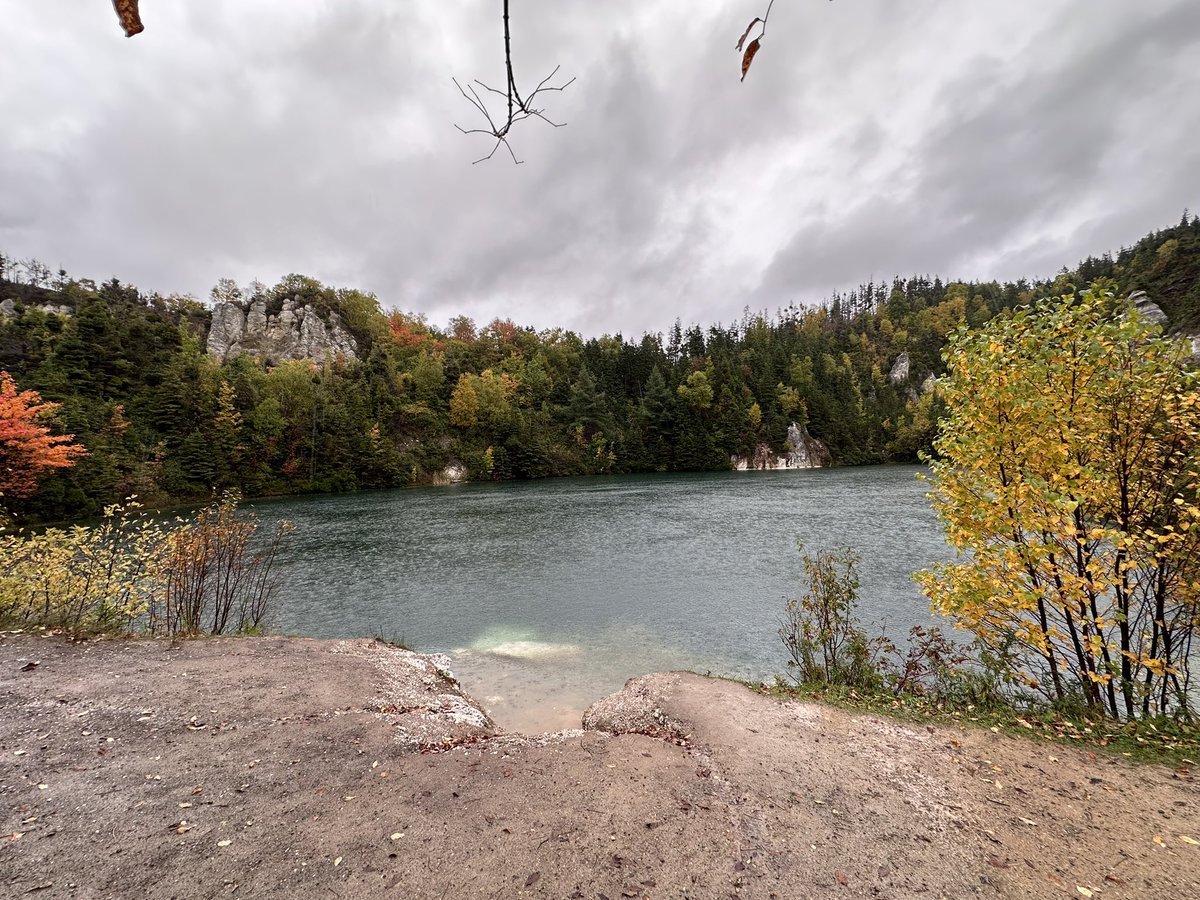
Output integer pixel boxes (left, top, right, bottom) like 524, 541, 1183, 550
787, 421, 831, 467
0, 298, 72, 318
1125, 290, 1200, 363
430, 461, 469, 485
731, 422, 830, 471
888, 351, 910, 385
206, 295, 358, 364
1128, 290, 1169, 328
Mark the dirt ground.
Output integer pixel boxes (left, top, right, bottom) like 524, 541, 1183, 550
1, 634, 1197, 899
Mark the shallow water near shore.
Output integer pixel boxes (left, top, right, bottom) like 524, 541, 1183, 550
250, 466, 952, 732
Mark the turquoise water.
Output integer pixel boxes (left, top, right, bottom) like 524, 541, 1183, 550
248, 466, 953, 730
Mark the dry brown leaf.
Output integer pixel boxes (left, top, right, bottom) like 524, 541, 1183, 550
834, 871, 849, 886
112, 0, 144, 38
741, 38, 761, 82
735, 18, 762, 52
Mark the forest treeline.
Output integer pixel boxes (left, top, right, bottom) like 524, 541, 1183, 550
1, 213, 1198, 523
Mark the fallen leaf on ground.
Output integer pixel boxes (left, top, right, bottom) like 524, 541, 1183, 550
834, 871, 849, 886
334, 856, 342, 867
390, 833, 404, 841
1180, 835, 1200, 845
525, 872, 540, 887
217, 839, 231, 847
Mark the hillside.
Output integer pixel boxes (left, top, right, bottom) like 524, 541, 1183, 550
1, 215, 1198, 522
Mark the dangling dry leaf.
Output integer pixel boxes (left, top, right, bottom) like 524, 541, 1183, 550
112, 0, 144, 38
740, 38, 761, 82
735, 18, 762, 52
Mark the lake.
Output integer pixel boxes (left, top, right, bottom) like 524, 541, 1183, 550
248, 466, 953, 731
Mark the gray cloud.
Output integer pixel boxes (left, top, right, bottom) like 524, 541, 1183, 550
2, 0, 1197, 338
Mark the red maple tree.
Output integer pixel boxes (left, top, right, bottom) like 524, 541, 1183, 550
0, 371, 87, 500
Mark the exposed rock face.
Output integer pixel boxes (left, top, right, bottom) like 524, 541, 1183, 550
731, 422, 830, 470
1128, 290, 1169, 328
888, 351, 911, 385
206, 295, 358, 364
0, 298, 72, 318
430, 461, 469, 485
787, 421, 831, 467
1124, 290, 1199, 363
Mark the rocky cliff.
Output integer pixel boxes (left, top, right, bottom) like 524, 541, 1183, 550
207, 296, 358, 364
731, 421, 830, 471
1128, 290, 1200, 362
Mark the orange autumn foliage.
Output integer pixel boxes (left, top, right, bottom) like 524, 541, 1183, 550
0, 371, 87, 500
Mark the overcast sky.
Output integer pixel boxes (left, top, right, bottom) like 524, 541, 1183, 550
3, 1, 1198, 338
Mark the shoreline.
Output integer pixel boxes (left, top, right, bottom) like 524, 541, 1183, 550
2, 634, 1197, 898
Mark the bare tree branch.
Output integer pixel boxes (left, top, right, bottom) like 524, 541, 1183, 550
452, 0, 574, 165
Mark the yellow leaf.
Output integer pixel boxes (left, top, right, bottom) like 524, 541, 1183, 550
1077, 888, 1092, 898
1181, 835, 1200, 845
334, 856, 343, 867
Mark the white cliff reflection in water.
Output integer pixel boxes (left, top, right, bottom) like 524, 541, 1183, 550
248, 466, 952, 732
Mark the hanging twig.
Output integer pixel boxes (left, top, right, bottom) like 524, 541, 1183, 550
738, 0, 830, 82
453, 0, 575, 164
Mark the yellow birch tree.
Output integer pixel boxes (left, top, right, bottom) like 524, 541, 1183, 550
917, 285, 1200, 718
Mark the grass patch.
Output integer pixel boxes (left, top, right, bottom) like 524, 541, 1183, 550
753, 679, 1200, 769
